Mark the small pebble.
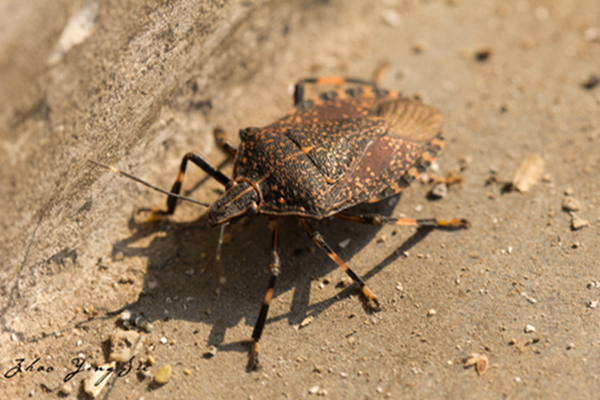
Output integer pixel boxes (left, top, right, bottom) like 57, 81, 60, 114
582, 75, 600, 90
430, 183, 448, 199
512, 154, 545, 192
108, 330, 140, 362
459, 156, 472, 170
337, 276, 352, 288
542, 174, 552, 182
308, 386, 320, 395
381, 9, 402, 27
585, 27, 598, 42
413, 40, 428, 53
135, 316, 153, 333
589, 301, 598, 309
160, 337, 168, 344
474, 48, 491, 62
58, 382, 73, 395
300, 316, 314, 328
338, 238, 351, 249
204, 345, 218, 358
571, 214, 590, 230
562, 197, 581, 211
153, 364, 172, 385
427, 309, 437, 317
525, 324, 536, 333
119, 310, 132, 322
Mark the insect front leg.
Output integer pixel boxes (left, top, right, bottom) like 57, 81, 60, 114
335, 212, 470, 230
139, 152, 232, 216
213, 127, 237, 158
300, 218, 381, 310
249, 219, 281, 370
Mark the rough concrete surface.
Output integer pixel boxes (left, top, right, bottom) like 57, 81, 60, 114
1, 0, 599, 398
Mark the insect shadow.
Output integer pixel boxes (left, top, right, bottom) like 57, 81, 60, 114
108, 192, 433, 354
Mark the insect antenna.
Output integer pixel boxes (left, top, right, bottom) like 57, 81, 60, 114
88, 159, 210, 207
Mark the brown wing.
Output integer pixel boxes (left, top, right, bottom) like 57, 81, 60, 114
327, 97, 444, 215
283, 118, 386, 184
270, 90, 386, 184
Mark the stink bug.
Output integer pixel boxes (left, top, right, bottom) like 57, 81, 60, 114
91, 76, 469, 369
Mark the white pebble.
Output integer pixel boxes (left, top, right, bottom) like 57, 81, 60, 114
338, 238, 351, 249
585, 27, 598, 42
381, 9, 402, 27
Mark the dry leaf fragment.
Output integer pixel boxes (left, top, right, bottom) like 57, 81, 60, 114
463, 353, 489, 375
513, 154, 545, 192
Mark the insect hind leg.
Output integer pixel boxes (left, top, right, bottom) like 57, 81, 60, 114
293, 77, 377, 105
335, 212, 470, 230
300, 218, 381, 310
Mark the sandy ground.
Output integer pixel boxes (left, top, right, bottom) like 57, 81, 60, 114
1, 0, 600, 399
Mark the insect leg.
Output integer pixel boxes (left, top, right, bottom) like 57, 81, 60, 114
293, 77, 376, 105
300, 218, 381, 310
213, 127, 237, 158
139, 152, 232, 216
335, 212, 470, 229
250, 219, 281, 370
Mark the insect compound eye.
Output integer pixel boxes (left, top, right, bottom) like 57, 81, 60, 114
246, 201, 259, 216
